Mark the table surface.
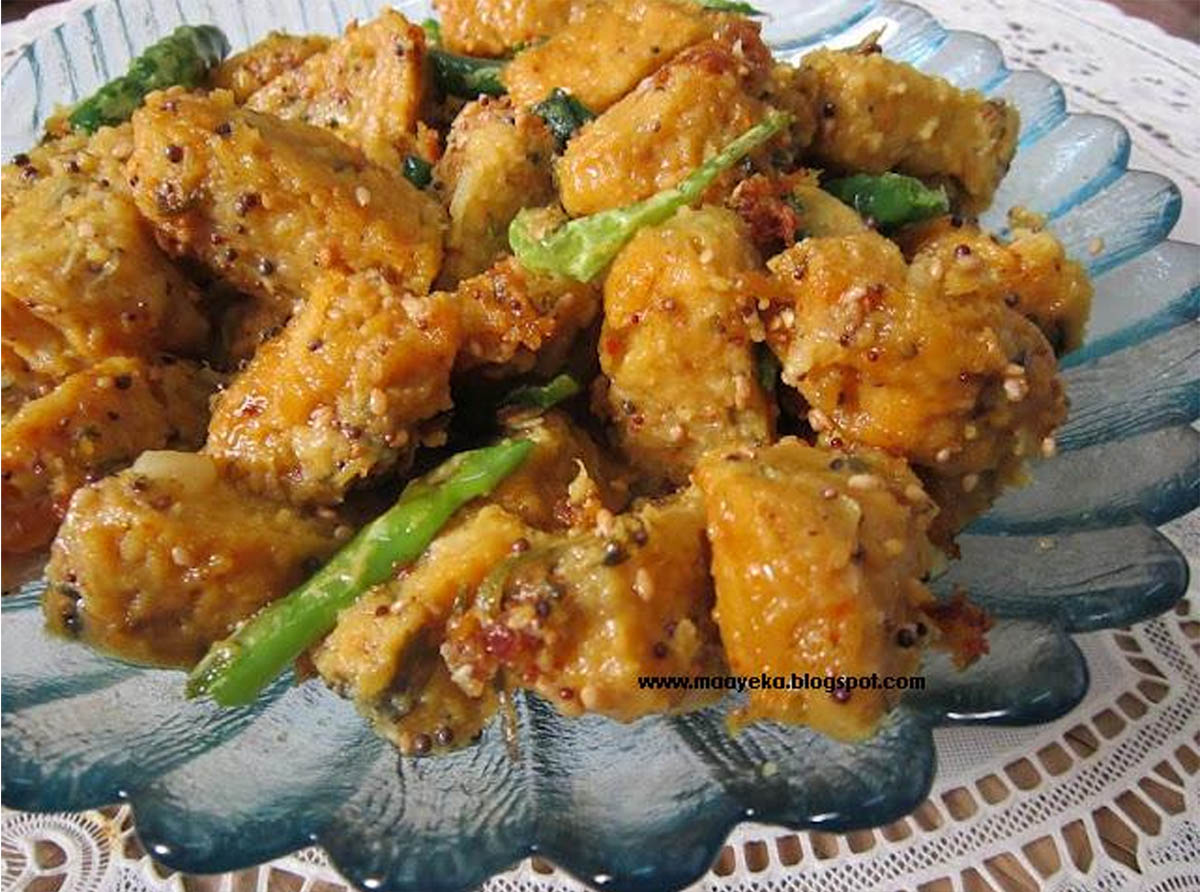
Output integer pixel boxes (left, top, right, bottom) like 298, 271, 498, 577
1, 1, 1197, 891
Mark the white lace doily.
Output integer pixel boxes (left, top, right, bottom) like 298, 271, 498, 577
3, 1, 1198, 890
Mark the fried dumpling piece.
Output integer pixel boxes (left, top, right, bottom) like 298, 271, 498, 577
695, 439, 939, 741
598, 207, 775, 487
898, 217, 1093, 355
556, 22, 778, 216
489, 410, 630, 531
433, 97, 557, 287
247, 10, 429, 169
453, 256, 601, 379
205, 272, 460, 506
503, 0, 723, 111
314, 413, 623, 754
800, 48, 1020, 214
765, 231, 1065, 547
314, 506, 526, 755
128, 88, 445, 334
44, 451, 343, 666
210, 31, 332, 102
2, 356, 220, 554
2, 123, 209, 382
433, 0, 582, 57
443, 488, 724, 722
2, 122, 140, 214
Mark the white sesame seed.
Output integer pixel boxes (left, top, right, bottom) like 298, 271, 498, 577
732, 374, 751, 411
1041, 436, 1058, 458
579, 685, 599, 709
369, 388, 388, 415
634, 568, 654, 600
847, 473, 880, 491
961, 473, 979, 493
594, 508, 615, 538
355, 186, 371, 207
1004, 377, 1029, 402
935, 447, 953, 464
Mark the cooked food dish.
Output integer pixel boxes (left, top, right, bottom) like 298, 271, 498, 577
1, 1, 1092, 754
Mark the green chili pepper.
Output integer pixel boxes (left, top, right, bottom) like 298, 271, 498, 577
502, 373, 581, 410
693, 0, 765, 15
822, 172, 950, 227
68, 25, 229, 133
754, 344, 781, 394
186, 439, 534, 706
532, 88, 595, 150
509, 110, 791, 282
429, 48, 507, 98
420, 18, 443, 48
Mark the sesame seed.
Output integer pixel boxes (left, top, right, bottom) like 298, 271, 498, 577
895, 627, 917, 648
961, 473, 980, 493
847, 473, 879, 491
634, 567, 654, 600
355, 186, 372, 207
369, 388, 388, 415
1041, 436, 1057, 458
935, 447, 953, 464
1004, 377, 1029, 402
164, 144, 184, 163
411, 733, 432, 755
821, 486, 838, 500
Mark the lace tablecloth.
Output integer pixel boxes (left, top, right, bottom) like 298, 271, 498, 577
3, 1, 1197, 890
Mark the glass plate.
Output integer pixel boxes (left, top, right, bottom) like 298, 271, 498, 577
2, 2, 1197, 890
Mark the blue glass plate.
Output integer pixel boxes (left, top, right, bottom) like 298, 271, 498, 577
2, 2, 1197, 890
